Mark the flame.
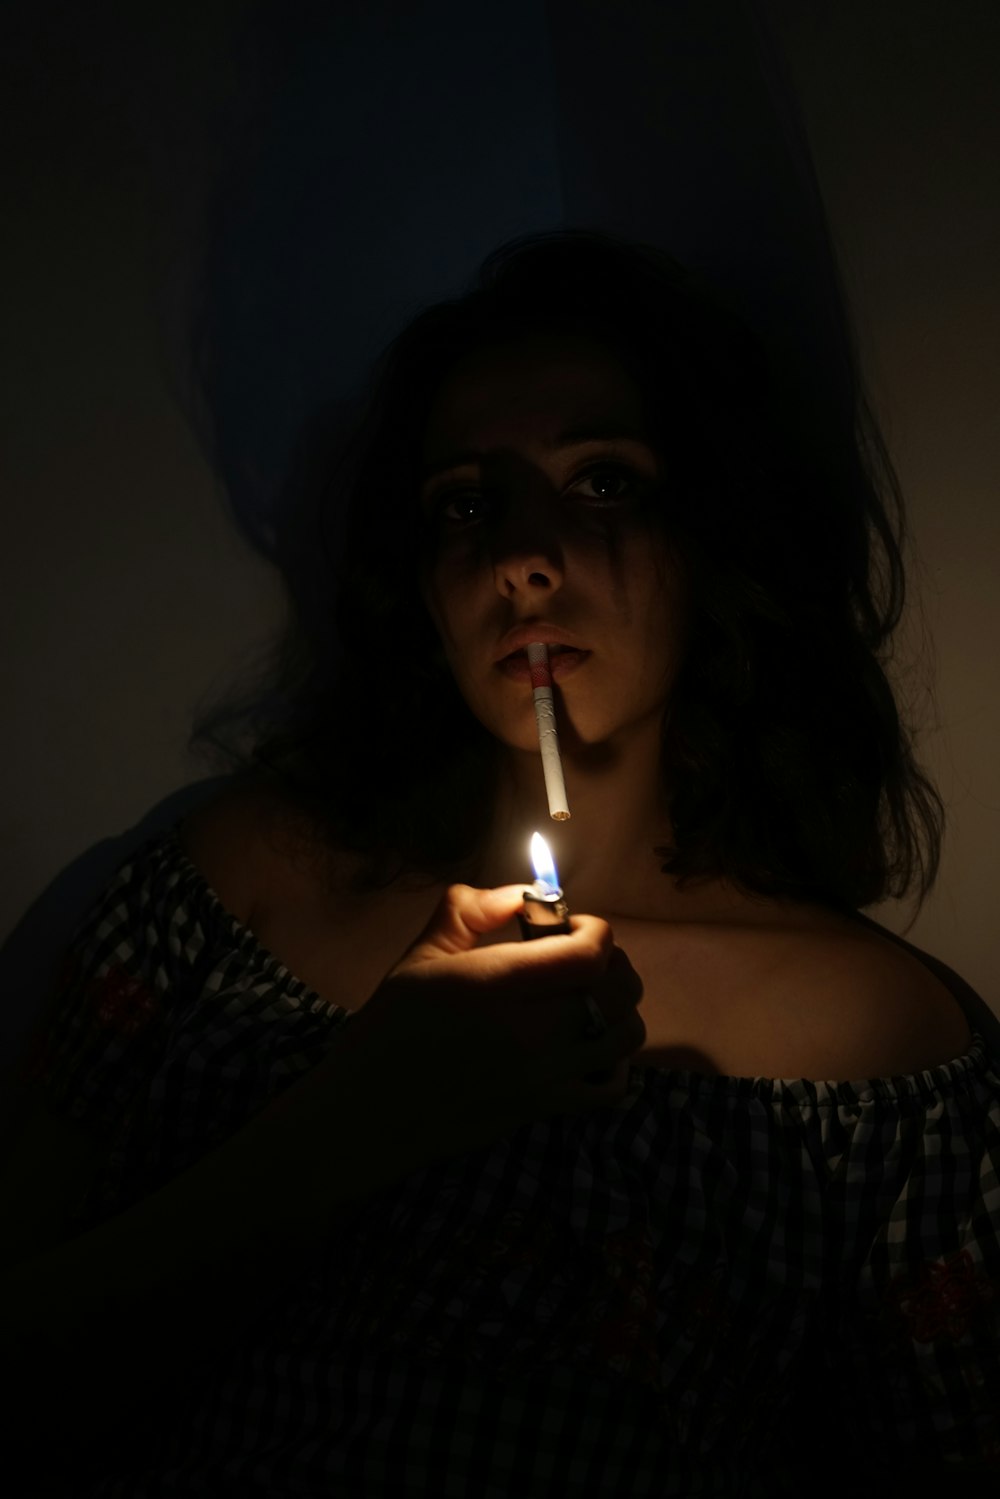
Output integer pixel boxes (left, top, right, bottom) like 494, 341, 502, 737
529, 831, 560, 894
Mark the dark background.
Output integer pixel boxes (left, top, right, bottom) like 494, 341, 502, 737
2, 2, 997, 1059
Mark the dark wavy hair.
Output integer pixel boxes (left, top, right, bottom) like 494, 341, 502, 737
188, 227, 945, 929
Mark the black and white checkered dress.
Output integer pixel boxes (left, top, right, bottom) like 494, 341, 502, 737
23, 824, 1000, 1495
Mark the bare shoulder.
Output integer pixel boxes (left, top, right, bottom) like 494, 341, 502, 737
178, 771, 353, 927
772, 922, 973, 1079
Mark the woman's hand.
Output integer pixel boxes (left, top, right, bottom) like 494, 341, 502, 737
345, 883, 645, 1158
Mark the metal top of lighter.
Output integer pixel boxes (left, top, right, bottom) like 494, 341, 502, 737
516, 882, 572, 940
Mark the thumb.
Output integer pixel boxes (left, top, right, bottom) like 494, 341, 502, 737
404, 882, 529, 962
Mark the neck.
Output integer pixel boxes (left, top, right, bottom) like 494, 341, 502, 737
470, 729, 686, 920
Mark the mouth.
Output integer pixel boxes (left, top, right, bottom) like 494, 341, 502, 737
495, 645, 591, 682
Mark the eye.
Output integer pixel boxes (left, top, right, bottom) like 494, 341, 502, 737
571, 461, 641, 504
431, 491, 492, 527
428, 460, 644, 528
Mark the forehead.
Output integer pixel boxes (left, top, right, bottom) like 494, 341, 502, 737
421, 332, 647, 453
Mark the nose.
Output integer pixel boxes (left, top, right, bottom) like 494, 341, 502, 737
490, 492, 566, 602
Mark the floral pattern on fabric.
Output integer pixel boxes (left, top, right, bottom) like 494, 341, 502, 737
88, 963, 160, 1036
856, 1248, 1000, 1470
22, 953, 161, 1091
886, 1249, 998, 1345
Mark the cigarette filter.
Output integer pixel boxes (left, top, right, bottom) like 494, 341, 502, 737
526, 642, 570, 821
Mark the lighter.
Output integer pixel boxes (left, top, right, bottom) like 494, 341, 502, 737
516, 886, 572, 938
517, 832, 611, 1084
516, 832, 571, 940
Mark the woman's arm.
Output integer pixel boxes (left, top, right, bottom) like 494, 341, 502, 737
0, 1013, 428, 1458
1, 880, 642, 1476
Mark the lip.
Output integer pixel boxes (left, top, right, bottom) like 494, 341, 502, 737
495, 647, 591, 682
493, 623, 589, 664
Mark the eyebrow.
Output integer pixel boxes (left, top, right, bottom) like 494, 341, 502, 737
419, 422, 652, 486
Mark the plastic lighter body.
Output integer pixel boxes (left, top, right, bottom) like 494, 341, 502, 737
517, 883, 611, 1083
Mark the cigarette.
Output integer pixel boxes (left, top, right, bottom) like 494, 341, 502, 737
526, 642, 570, 821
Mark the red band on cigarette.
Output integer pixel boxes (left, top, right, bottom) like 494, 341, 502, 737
526, 641, 552, 688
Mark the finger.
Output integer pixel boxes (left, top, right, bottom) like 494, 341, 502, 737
406, 888, 614, 975
405, 883, 532, 961
604, 944, 644, 1006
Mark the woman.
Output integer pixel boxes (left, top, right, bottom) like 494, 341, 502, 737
3, 231, 997, 1496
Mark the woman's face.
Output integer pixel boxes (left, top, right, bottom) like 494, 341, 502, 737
417, 332, 689, 758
